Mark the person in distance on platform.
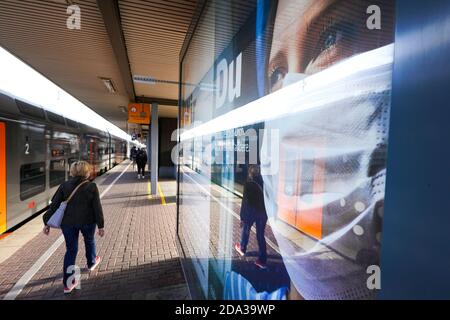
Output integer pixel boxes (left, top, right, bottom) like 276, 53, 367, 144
136, 148, 148, 179
130, 146, 137, 171
42, 161, 105, 294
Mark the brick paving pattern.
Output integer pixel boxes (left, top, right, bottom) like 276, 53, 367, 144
0, 161, 188, 300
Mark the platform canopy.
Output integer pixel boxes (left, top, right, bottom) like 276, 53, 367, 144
0, 0, 199, 132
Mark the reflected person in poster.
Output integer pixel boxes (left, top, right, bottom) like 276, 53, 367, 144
235, 165, 268, 269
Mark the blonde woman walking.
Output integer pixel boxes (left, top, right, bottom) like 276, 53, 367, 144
43, 161, 105, 294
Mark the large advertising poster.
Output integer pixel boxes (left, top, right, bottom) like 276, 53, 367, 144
178, 0, 395, 300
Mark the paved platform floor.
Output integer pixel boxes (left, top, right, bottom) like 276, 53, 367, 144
178, 167, 291, 298
0, 161, 188, 300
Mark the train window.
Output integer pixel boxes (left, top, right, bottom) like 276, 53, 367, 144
67, 158, 77, 176
51, 149, 65, 157
284, 160, 296, 196
66, 135, 79, 154
46, 111, 66, 126
299, 159, 314, 198
68, 158, 77, 166
20, 162, 46, 200
16, 100, 46, 120
50, 160, 66, 188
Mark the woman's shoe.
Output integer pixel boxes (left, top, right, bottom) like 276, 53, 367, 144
63, 280, 79, 294
88, 256, 101, 271
254, 259, 267, 270
234, 243, 245, 256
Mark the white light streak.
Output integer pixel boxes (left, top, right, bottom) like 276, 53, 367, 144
180, 44, 394, 141
0, 46, 132, 142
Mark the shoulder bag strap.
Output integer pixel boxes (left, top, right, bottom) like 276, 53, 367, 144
66, 180, 90, 203
249, 180, 264, 194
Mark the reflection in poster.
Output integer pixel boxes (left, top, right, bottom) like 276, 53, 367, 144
178, 0, 395, 300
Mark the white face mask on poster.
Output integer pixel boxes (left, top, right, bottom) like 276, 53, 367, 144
260, 45, 394, 300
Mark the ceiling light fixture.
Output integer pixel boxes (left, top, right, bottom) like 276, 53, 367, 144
100, 77, 117, 94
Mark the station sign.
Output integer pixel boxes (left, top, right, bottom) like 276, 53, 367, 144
128, 103, 150, 124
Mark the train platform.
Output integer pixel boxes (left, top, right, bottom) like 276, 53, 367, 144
0, 160, 188, 300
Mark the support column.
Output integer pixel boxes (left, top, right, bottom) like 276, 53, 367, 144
150, 102, 158, 195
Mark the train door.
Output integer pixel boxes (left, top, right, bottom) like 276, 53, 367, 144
108, 135, 112, 170
49, 137, 68, 189
0, 122, 6, 233
18, 124, 46, 219
277, 143, 299, 227
88, 137, 96, 178
277, 139, 325, 240
295, 147, 325, 240
67, 133, 81, 176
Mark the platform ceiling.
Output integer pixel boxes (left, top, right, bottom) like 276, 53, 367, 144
0, 0, 198, 131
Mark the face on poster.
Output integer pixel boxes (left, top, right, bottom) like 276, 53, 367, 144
259, 0, 395, 299
268, 0, 394, 91
179, 0, 396, 300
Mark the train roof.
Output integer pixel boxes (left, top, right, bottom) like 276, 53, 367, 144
0, 88, 133, 142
